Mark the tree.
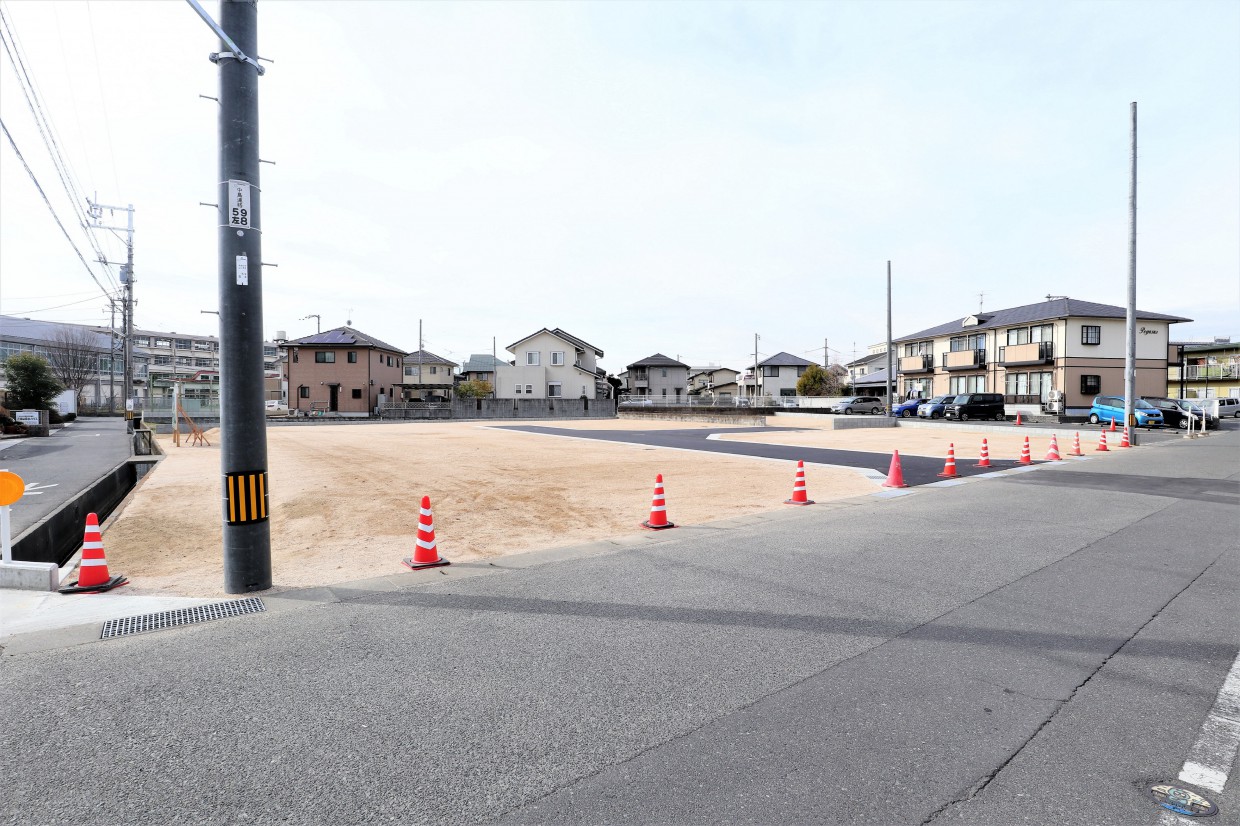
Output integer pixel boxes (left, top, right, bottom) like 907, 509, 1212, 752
455, 379, 493, 398
606, 374, 623, 399
46, 326, 104, 410
796, 363, 842, 396
4, 353, 62, 410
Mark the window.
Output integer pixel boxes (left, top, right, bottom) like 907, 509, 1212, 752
176, 356, 193, 366
133, 337, 150, 347
796, 366, 807, 377
526, 352, 540, 366
661, 388, 667, 396
262, 346, 277, 357
154, 356, 172, 366
950, 375, 986, 393
514, 385, 522, 394
1082, 325, 1101, 345
195, 358, 212, 368
1030, 324, 1052, 343
315, 351, 335, 363
660, 368, 667, 378
175, 339, 191, 350
347, 352, 357, 364
1081, 375, 1101, 395
1006, 328, 1029, 346
195, 340, 214, 352
525, 385, 533, 394
387, 356, 393, 367
429, 366, 437, 375
551, 351, 565, 366
154, 338, 172, 349
548, 383, 563, 397
351, 389, 362, 399
292, 351, 299, 363
762, 366, 779, 377
903, 341, 931, 356
952, 334, 987, 352
298, 386, 309, 398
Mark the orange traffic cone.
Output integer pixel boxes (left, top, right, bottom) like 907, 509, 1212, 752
1018, 436, 1032, 465
938, 443, 959, 477
1120, 427, 1131, 448
58, 512, 127, 594
882, 450, 909, 488
1070, 432, 1083, 457
975, 438, 991, 468
1096, 431, 1109, 452
1014, 413, 1023, 426
785, 460, 815, 505
1045, 434, 1062, 461
642, 474, 676, 529
402, 495, 450, 569
1109, 417, 1117, 432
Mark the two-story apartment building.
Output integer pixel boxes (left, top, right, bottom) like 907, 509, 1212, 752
894, 298, 1190, 413
626, 354, 690, 401
1169, 338, 1239, 400
284, 326, 406, 416
498, 328, 606, 399
401, 350, 457, 401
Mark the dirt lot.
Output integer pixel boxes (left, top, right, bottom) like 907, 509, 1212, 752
103, 419, 881, 597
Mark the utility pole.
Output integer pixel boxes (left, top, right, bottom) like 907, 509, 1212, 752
754, 333, 760, 399
886, 261, 894, 410
1124, 102, 1138, 445
88, 201, 135, 410
201, 0, 271, 592
823, 338, 829, 369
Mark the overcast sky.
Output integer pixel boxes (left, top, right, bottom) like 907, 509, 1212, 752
1, 0, 1237, 373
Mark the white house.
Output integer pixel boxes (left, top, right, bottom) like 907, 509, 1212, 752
497, 328, 606, 399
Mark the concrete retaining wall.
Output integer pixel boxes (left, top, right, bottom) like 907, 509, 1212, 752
12, 458, 141, 566
452, 398, 617, 419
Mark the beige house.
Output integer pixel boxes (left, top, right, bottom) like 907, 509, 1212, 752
1168, 338, 1239, 400
688, 366, 740, 396
401, 350, 457, 401
498, 328, 606, 399
894, 298, 1190, 413
284, 327, 406, 416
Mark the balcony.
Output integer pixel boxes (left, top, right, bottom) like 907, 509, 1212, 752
942, 349, 986, 371
999, 341, 1054, 366
898, 354, 934, 374
1175, 364, 1240, 381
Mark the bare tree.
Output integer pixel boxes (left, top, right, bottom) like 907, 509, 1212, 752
46, 326, 106, 411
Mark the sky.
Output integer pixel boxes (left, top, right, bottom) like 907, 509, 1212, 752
1, 0, 1237, 375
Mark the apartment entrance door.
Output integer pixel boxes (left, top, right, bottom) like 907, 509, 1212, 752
328, 384, 339, 412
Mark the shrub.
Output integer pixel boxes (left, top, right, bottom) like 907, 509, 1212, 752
63, 412, 77, 422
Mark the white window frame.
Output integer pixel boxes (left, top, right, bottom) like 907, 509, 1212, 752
551, 351, 565, 366
548, 382, 563, 397
525, 385, 533, 394
514, 385, 522, 394
526, 351, 540, 366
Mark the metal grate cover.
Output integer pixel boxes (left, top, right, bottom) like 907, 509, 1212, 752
101, 597, 266, 639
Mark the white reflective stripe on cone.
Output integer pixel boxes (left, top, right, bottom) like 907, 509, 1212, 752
649, 506, 666, 512
416, 538, 437, 550
82, 541, 104, 549
419, 521, 434, 532
79, 558, 109, 566
420, 508, 433, 517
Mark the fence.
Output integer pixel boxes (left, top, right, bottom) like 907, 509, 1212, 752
379, 397, 617, 421
618, 394, 849, 410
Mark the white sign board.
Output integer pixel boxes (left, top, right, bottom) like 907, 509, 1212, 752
236, 254, 249, 286
15, 411, 39, 425
228, 179, 252, 229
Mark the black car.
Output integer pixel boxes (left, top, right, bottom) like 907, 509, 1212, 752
1141, 397, 1219, 430
943, 393, 1005, 422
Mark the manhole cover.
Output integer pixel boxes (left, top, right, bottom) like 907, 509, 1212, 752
1149, 784, 1218, 817
101, 597, 266, 639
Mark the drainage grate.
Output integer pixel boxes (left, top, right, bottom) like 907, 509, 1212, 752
101, 597, 266, 639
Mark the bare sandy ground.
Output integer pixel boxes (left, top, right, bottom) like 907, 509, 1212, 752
102, 420, 880, 597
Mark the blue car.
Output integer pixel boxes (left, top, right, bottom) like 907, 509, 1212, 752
917, 395, 956, 419
891, 398, 926, 418
1088, 395, 1164, 428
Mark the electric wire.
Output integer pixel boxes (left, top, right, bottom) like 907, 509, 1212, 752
0, 3, 119, 292
1, 291, 120, 316
0, 117, 115, 299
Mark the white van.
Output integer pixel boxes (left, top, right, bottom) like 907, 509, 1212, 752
1215, 397, 1240, 418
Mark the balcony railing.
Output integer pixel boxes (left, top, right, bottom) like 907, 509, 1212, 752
999, 341, 1054, 365
1175, 364, 1240, 381
942, 349, 986, 371
898, 354, 934, 373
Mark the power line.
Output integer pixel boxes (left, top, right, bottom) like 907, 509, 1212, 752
0, 4, 119, 292
1, 291, 118, 315
0, 117, 114, 299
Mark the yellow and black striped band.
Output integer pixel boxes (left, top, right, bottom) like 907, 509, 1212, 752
224, 470, 269, 525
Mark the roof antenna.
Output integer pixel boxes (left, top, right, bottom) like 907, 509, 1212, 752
347, 308, 353, 326
978, 292, 985, 313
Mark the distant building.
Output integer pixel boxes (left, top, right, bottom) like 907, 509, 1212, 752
741, 352, 816, 398
283, 326, 406, 416
626, 354, 690, 401
498, 328, 606, 399
1169, 337, 1239, 399
402, 350, 458, 401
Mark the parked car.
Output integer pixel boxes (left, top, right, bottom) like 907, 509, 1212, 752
780, 397, 800, 408
891, 397, 925, 418
1142, 397, 1219, 430
265, 400, 289, 417
1088, 395, 1163, 428
1214, 397, 1240, 418
833, 396, 884, 415
944, 393, 1006, 422
916, 395, 956, 419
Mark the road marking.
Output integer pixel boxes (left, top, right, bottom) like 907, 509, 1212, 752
1174, 649, 1240, 793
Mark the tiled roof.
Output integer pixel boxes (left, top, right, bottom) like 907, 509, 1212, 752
896, 298, 1191, 343
851, 367, 892, 388
758, 351, 814, 368
627, 353, 689, 369
405, 349, 456, 367
285, 326, 406, 352
460, 354, 506, 373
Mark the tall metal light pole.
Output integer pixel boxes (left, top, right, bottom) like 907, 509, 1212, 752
1124, 102, 1138, 445
886, 261, 894, 410
197, 0, 271, 592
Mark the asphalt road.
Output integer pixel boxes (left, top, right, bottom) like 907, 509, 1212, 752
0, 417, 133, 536
2, 430, 1237, 825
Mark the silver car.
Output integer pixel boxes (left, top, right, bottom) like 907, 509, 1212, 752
833, 396, 884, 415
